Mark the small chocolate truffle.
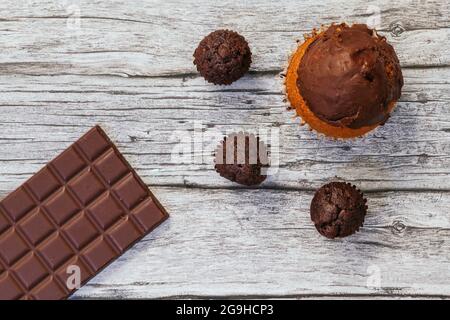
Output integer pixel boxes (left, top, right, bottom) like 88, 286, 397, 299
214, 133, 269, 186
297, 23, 403, 129
310, 182, 367, 239
193, 30, 252, 85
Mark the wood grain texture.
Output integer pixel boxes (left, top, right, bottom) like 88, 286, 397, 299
0, 0, 448, 299
0, 0, 448, 76
0, 69, 448, 191
73, 187, 450, 299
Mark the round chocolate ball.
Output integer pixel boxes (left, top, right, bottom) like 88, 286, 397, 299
193, 30, 252, 85
310, 182, 367, 239
214, 133, 269, 186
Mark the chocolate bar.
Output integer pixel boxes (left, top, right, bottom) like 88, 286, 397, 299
0, 126, 168, 299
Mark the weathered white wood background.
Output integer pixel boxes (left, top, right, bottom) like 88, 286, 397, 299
0, 0, 449, 299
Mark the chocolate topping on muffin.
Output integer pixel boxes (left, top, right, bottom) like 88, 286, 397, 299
194, 30, 252, 85
214, 133, 269, 186
297, 23, 403, 129
310, 182, 367, 239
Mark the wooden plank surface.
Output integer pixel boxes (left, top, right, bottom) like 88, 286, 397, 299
0, 0, 449, 299
74, 187, 450, 299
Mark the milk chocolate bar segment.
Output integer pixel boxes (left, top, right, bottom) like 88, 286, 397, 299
0, 126, 168, 300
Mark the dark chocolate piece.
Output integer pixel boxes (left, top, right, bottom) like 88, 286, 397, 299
214, 132, 269, 186
0, 126, 168, 300
297, 23, 403, 128
193, 30, 252, 85
310, 182, 367, 239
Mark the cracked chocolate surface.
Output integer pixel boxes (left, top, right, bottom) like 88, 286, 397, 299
193, 30, 252, 85
214, 133, 269, 186
310, 182, 367, 239
297, 23, 403, 129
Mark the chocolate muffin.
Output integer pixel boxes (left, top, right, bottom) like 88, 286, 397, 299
310, 182, 367, 239
194, 30, 252, 85
214, 132, 269, 186
286, 23, 403, 138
